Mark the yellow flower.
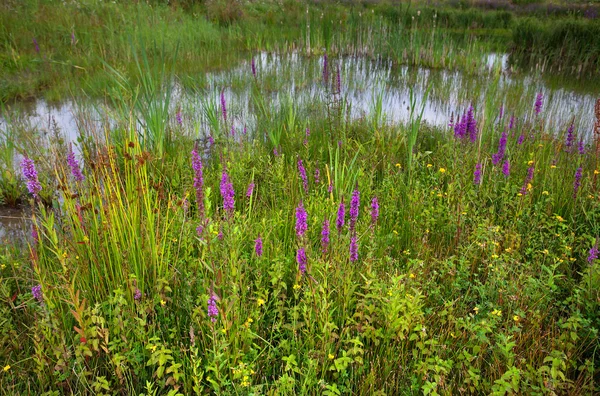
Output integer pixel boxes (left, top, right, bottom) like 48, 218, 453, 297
83, 235, 89, 242
427, 163, 433, 168
542, 249, 549, 255
527, 160, 534, 165
538, 144, 543, 147
395, 163, 402, 168
221, 328, 227, 334
550, 165, 557, 169
409, 273, 416, 279
3, 365, 10, 372
473, 307, 479, 313
595, 170, 600, 175
555, 215, 564, 222
257, 298, 265, 307
439, 168, 446, 173
517, 192, 523, 197
527, 183, 532, 191
437, 193, 443, 197
160, 300, 166, 306
491, 254, 499, 259
513, 315, 520, 322
293, 284, 301, 290
505, 247, 512, 253
392, 230, 398, 235
491, 309, 502, 317
542, 191, 549, 195
328, 354, 335, 360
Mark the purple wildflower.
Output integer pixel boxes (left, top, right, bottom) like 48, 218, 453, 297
454, 113, 466, 139
304, 127, 309, 146
31, 284, 43, 302
573, 167, 583, 198
578, 139, 585, 155
220, 171, 235, 215
328, 182, 333, 194
31, 227, 39, 244
323, 53, 329, 85
246, 182, 255, 198
208, 135, 215, 146
134, 288, 142, 301
509, 115, 515, 130
349, 188, 360, 231
520, 166, 534, 195
255, 236, 263, 257
565, 122, 575, 150
33, 37, 39, 53
449, 112, 455, 128
176, 110, 183, 126
298, 158, 308, 193
534, 92, 543, 115
473, 163, 482, 185
297, 247, 307, 274
295, 202, 308, 239
502, 159, 510, 177
220, 90, 227, 122
588, 240, 599, 264
517, 135, 525, 145
192, 149, 204, 215
498, 104, 504, 120
67, 146, 85, 182
230, 125, 235, 137
218, 227, 224, 240
370, 196, 379, 225
492, 131, 507, 165
349, 235, 358, 262
466, 105, 478, 143
321, 219, 330, 253
196, 222, 205, 237
314, 167, 321, 184
273, 147, 279, 157
207, 294, 219, 322
21, 157, 42, 199
336, 201, 345, 234
251, 57, 257, 78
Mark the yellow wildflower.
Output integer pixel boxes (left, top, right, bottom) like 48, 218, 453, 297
257, 298, 265, 307
473, 307, 479, 313
542, 191, 549, 195
3, 365, 9, 372
550, 165, 557, 169
409, 273, 416, 279
491, 309, 502, 317
555, 215, 564, 222
328, 354, 335, 360
527, 160, 534, 165
542, 249, 549, 255
160, 300, 166, 306
513, 315, 520, 322
427, 163, 433, 168
491, 254, 499, 259
595, 170, 600, 175
395, 163, 402, 168
392, 230, 398, 235
293, 284, 301, 290
439, 168, 446, 173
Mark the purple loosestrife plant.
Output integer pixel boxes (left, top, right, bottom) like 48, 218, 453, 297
297, 158, 308, 193
255, 236, 263, 257
502, 159, 510, 177
498, 104, 504, 121
336, 200, 345, 234
207, 294, 219, 322
565, 123, 575, 150
492, 131, 508, 165
370, 197, 379, 225
578, 139, 586, 155
67, 146, 85, 182
517, 135, 525, 145
349, 235, 358, 262
297, 247, 307, 274
246, 182, 255, 198
454, 113, 466, 139
21, 157, 42, 199
534, 92, 543, 115
295, 202, 308, 239
220, 89, 227, 122
466, 105, 478, 143
473, 163, 482, 185
509, 115, 515, 130
588, 239, 599, 264
31, 284, 43, 302
520, 166, 534, 195
314, 167, 321, 184
321, 219, 330, 253
573, 167, 583, 198
220, 171, 235, 216
192, 149, 204, 215
349, 188, 360, 231
176, 110, 183, 127
134, 288, 142, 301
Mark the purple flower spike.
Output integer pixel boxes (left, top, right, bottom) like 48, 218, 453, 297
336, 200, 345, 234
192, 149, 204, 215
509, 115, 515, 130
588, 239, 599, 264
314, 167, 321, 184
573, 167, 583, 198
246, 182, 255, 198
578, 139, 585, 155
370, 196, 379, 225
297, 247, 307, 274
520, 166, 534, 195
498, 104, 504, 120
31, 284, 43, 302
295, 202, 308, 239
492, 131, 507, 166
349, 235, 358, 263
220, 171, 235, 216
350, 188, 360, 231
321, 219, 330, 253
134, 288, 142, 301
534, 92, 543, 115
67, 146, 85, 182
21, 157, 42, 199
251, 57, 257, 78
298, 158, 308, 193
220, 90, 227, 122
517, 135, 525, 145
255, 236, 263, 257
473, 163, 482, 185
502, 159, 510, 177
565, 122, 575, 150
207, 294, 219, 322
176, 110, 183, 127
466, 105, 478, 143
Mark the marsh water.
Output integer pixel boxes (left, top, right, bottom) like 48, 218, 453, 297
1, 51, 599, 242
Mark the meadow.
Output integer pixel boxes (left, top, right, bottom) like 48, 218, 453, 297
1, 0, 600, 395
